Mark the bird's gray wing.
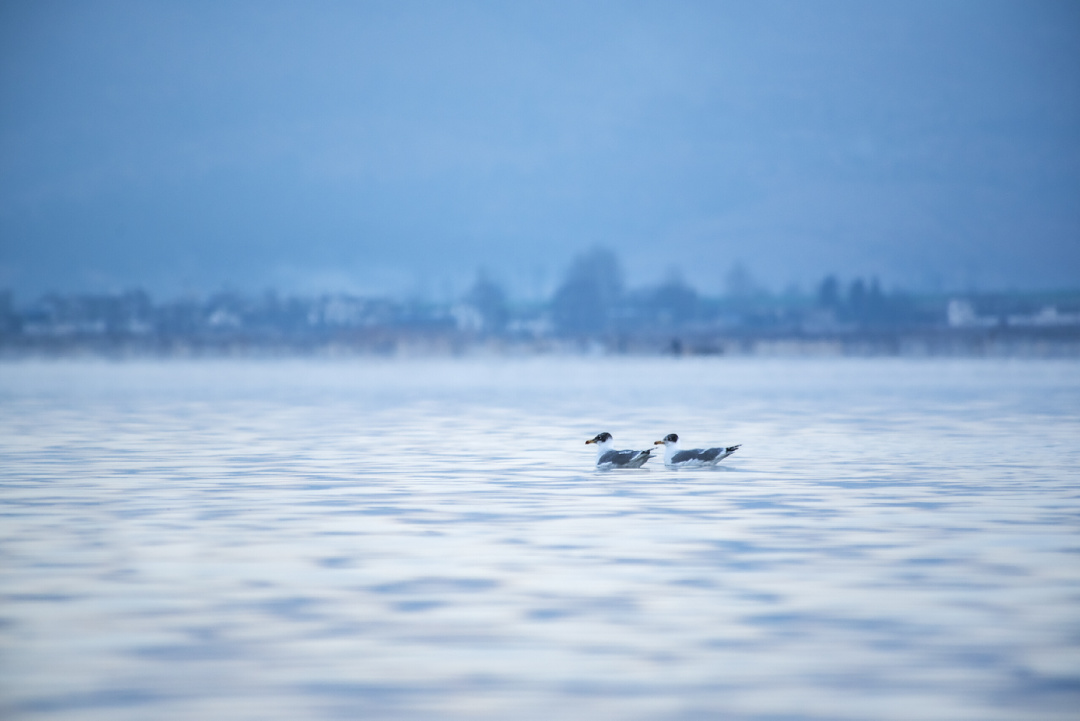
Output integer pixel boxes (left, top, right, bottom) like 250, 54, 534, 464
699, 447, 724, 462
599, 449, 642, 466
670, 450, 699, 464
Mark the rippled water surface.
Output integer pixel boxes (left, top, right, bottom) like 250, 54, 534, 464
1, 357, 1078, 720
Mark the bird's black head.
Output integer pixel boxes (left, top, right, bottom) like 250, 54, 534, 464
586, 431, 613, 445
664, 433, 678, 443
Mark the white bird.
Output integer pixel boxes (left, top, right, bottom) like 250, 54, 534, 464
585, 432, 654, 469
654, 433, 740, 468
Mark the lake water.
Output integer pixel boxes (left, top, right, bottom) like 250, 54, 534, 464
1, 357, 1078, 720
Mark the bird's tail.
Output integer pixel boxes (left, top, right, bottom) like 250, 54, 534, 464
726, 445, 741, 454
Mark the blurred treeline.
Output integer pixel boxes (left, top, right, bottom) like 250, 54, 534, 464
2, 248, 1079, 356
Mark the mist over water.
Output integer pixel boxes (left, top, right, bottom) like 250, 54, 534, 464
1, 357, 1078, 720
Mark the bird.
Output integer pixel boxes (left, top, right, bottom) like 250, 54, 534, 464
585, 432, 654, 469
654, 433, 740, 468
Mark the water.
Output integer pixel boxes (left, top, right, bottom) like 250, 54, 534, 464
1, 357, 1078, 720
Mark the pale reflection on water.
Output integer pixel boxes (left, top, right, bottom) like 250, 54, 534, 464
1, 358, 1078, 720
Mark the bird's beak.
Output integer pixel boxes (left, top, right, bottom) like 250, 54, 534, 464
585, 439, 595, 445
654, 440, 664, 445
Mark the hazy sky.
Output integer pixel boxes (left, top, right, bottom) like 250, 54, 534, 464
1, 0, 1078, 299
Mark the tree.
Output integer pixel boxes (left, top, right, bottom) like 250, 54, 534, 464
551, 247, 623, 334
649, 275, 699, 325
725, 262, 759, 300
464, 270, 509, 332
818, 275, 840, 307
849, 278, 867, 313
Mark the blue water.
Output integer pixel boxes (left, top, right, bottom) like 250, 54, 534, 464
1, 357, 1078, 720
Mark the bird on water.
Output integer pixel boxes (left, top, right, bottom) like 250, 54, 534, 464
654, 433, 740, 468
585, 432, 654, 469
